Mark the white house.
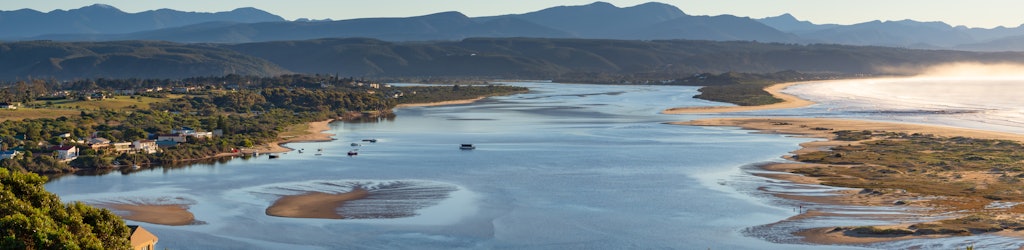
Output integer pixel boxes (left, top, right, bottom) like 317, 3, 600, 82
50, 145, 79, 162
132, 140, 160, 154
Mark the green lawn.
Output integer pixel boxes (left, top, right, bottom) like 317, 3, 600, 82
0, 108, 80, 121
34, 95, 173, 110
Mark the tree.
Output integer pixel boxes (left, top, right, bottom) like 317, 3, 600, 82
0, 168, 131, 249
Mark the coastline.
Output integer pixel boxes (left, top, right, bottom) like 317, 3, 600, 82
678, 117, 1024, 244
662, 81, 815, 114
395, 96, 487, 108
240, 119, 336, 155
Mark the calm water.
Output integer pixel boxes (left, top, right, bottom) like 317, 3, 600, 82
46, 80, 1024, 249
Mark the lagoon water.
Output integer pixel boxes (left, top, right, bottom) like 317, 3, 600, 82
44, 80, 1024, 249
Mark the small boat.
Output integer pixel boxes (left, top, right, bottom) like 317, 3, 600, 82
315, 153, 322, 156
347, 150, 359, 156
460, 144, 476, 150
351, 143, 361, 147
131, 164, 141, 170
362, 139, 378, 143
268, 154, 279, 159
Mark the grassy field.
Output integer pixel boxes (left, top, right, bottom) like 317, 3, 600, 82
0, 108, 80, 121
36, 95, 172, 110
278, 123, 311, 139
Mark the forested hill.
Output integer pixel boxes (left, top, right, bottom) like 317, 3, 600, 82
0, 40, 289, 80
226, 38, 1024, 79
6, 38, 1024, 81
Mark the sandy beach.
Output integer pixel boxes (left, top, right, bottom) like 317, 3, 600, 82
240, 119, 336, 154
395, 96, 488, 108
95, 203, 196, 226
265, 189, 369, 219
677, 117, 1024, 143
662, 81, 815, 114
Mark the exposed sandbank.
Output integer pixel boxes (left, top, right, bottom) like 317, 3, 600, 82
395, 96, 488, 108
662, 81, 815, 114
95, 203, 195, 226
265, 189, 369, 219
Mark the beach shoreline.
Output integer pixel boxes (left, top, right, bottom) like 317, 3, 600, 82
677, 117, 1024, 245
395, 96, 488, 108
662, 81, 816, 114
239, 119, 336, 155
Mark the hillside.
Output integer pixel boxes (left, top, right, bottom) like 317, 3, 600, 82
4, 37, 1024, 81
226, 38, 1024, 78
0, 41, 289, 80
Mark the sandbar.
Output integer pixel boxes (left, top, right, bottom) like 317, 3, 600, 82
95, 203, 195, 226
662, 81, 815, 114
265, 189, 369, 219
395, 96, 488, 108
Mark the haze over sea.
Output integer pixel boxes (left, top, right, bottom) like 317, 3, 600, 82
46, 78, 1024, 249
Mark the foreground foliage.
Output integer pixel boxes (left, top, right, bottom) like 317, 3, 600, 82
0, 168, 131, 249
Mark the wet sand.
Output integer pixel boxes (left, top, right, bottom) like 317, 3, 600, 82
96, 203, 195, 226
395, 97, 488, 108
662, 81, 815, 114
677, 117, 1024, 143
265, 189, 369, 219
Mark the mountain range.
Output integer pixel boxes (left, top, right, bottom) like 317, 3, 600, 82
6, 2, 1024, 51
7, 2, 1024, 51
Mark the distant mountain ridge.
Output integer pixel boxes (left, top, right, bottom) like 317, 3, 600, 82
756, 14, 1024, 50
11, 2, 797, 44
0, 4, 285, 39
7, 2, 1024, 51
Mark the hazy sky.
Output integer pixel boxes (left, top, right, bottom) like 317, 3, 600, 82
4, 0, 1023, 29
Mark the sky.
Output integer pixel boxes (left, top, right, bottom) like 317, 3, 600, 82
3, 0, 1023, 29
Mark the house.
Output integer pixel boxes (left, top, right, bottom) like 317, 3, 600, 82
191, 131, 213, 139
132, 140, 159, 154
0, 150, 20, 160
171, 127, 195, 135
88, 137, 112, 145
111, 142, 133, 153
155, 140, 179, 148
157, 134, 187, 143
49, 145, 79, 162
128, 225, 158, 250
88, 137, 112, 149
0, 102, 17, 110
56, 132, 72, 138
